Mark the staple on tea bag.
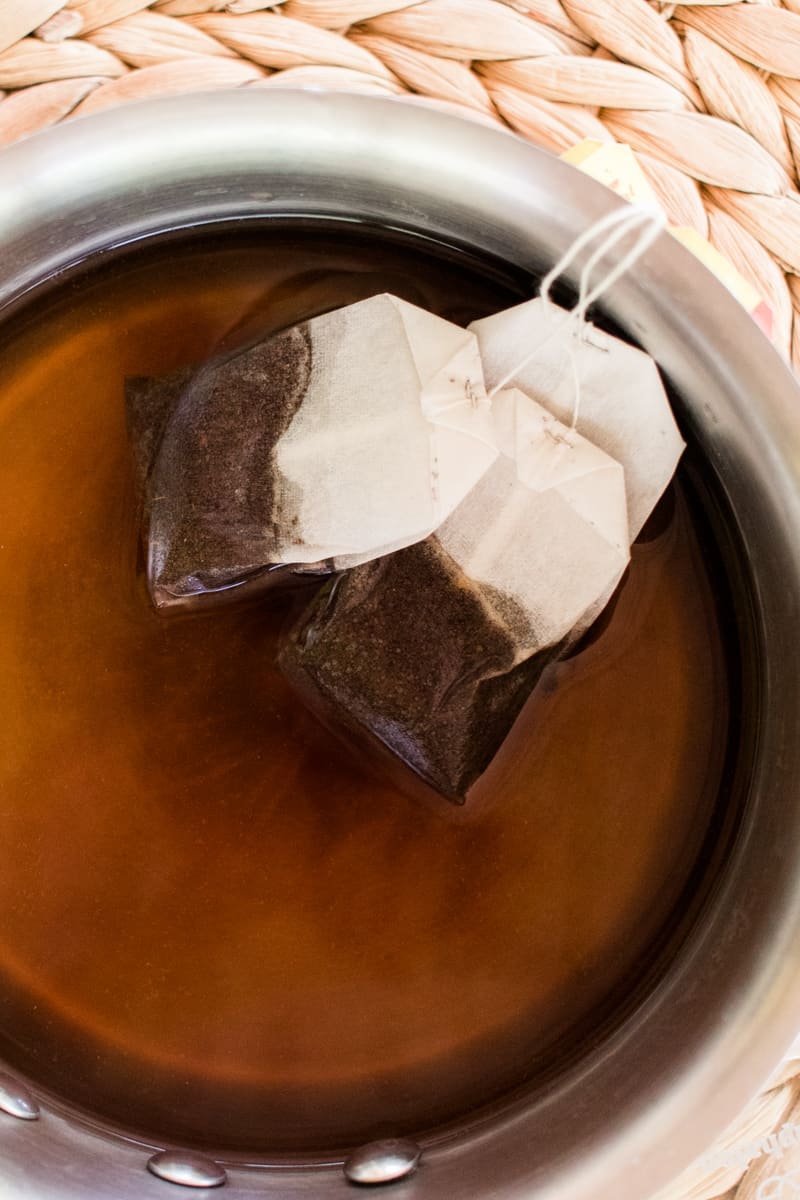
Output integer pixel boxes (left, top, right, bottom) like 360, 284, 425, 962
135, 293, 497, 609
280, 388, 630, 801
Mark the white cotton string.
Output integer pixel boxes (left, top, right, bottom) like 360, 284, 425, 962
567, 341, 583, 430
486, 203, 667, 416
575, 208, 666, 319
539, 205, 642, 313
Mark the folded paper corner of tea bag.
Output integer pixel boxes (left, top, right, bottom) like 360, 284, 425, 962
127, 292, 500, 611
429, 387, 631, 659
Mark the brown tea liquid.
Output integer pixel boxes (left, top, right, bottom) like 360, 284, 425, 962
0, 228, 735, 1155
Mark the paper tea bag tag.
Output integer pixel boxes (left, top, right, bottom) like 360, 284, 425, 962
273, 293, 498, 565
438, 387, 630, 657
471, 296, 684, 540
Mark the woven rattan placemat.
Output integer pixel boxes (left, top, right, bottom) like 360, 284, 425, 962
2, 3, 799, 1198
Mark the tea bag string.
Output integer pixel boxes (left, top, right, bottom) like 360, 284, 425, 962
573, 208, 665, 320
488, 207, 645, 403
487, 204, 667, 428
538, 204, 662, 316
488, 204, 664, 399
566, 206, 665, 428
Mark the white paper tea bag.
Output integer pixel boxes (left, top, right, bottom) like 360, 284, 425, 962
280, 388, 630, 801
142, 293, 497, 608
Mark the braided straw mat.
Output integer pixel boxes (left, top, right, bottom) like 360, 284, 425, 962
2, 1, 800, 1198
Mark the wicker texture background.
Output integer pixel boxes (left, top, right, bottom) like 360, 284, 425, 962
1, 1, 799, 1198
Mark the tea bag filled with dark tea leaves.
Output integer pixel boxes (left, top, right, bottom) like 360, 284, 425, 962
130, 294, 497, 609
280, 389, 630, 802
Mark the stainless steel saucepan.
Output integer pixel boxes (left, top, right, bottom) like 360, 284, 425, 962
1, 90, 799, 1200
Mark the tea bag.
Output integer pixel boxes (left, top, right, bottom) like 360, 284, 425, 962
134, 294, 496, 609
281, 205, 684, 802
280, 388, 629, 801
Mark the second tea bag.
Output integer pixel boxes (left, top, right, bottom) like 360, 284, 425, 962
470, 294, 685, 639
280, 388, 630, 802
136, 294, 497, 609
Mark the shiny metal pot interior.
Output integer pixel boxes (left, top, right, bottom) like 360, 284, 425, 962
1, 91, 800, 1200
